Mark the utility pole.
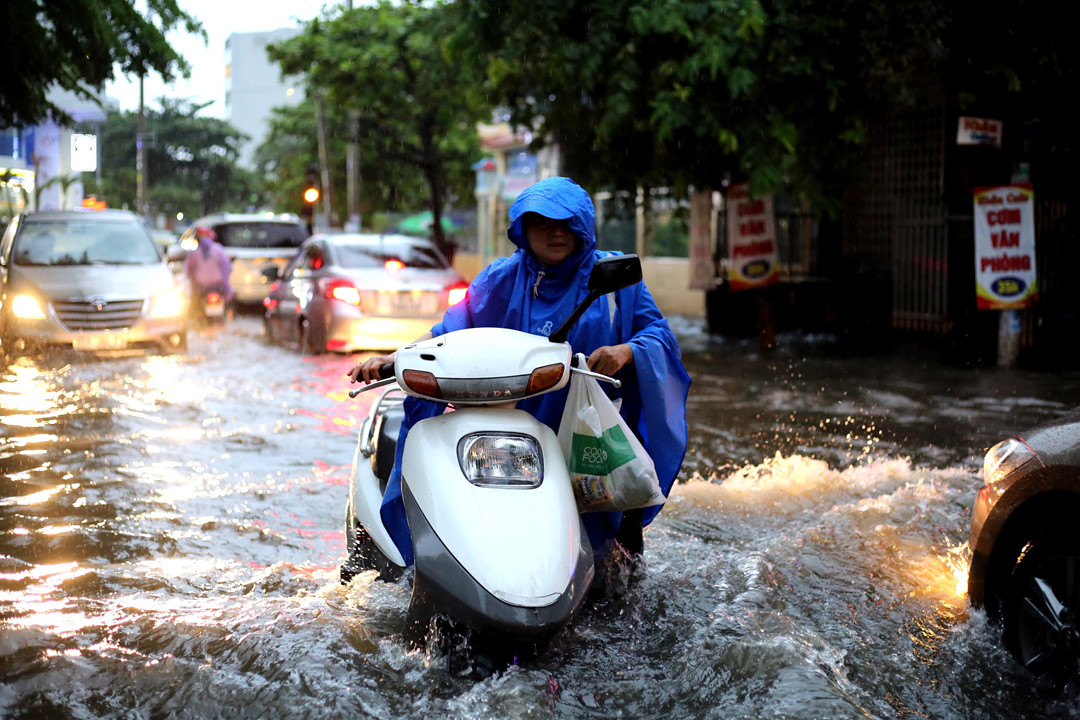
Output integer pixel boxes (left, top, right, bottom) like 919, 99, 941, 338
316, 96, 332, 229
346, 110, 360, 231
136, 74, 148, 219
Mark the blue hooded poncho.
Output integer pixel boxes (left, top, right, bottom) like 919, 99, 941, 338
379, 176, 691, 564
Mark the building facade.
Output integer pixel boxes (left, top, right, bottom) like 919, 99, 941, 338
224, 28, 307, 170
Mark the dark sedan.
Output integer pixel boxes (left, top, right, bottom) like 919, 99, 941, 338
968, 408, 1080, 682
262, 233, 467, 354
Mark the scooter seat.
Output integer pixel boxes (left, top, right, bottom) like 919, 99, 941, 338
371, 403, 405, 492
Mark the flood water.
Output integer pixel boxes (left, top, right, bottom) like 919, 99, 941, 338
4, 315, 1080, 719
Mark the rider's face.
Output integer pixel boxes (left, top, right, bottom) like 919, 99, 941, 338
524, 214, 578, 267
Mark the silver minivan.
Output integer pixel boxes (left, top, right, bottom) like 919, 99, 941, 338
0, 209, 189, 355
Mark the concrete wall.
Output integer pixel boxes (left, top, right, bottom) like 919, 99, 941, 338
451, 252, 706, 319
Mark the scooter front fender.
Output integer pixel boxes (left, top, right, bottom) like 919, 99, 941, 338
402, 407, 588, 607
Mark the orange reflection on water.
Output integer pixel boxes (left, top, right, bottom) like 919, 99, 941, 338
0, 364, 63, 418
119, 354, 213, 412
38, 524, 79, 536
0, 484, 73, 506
0, 561, 95, 632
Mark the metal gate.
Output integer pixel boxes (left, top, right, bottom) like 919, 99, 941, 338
844, 105, 951, 335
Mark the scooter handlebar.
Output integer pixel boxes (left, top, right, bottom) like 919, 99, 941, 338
348, 362, 398, 398
569, 352, 621, 388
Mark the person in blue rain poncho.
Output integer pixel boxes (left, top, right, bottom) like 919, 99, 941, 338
348, 176, 690, 567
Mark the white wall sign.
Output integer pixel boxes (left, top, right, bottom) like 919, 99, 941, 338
70, 133, 98, 172
957, 116, 1003, 148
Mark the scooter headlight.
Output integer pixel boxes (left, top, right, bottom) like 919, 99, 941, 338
983, 437, 1040, 487
457, 433, 543, 488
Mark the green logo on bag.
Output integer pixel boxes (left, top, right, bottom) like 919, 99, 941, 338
570, 425, 636, 475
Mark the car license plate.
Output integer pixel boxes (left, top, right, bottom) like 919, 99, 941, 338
73, 332, 128, 351
377, 292, 436, 316
205, 302, 225, 317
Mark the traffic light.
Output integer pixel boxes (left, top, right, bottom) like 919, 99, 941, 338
301, 167, 319, 235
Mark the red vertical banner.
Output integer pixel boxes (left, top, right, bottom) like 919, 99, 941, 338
973, 183, 1037, 310
726, 183, 779, 292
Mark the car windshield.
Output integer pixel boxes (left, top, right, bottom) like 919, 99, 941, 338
12, 218, 161, 266
216, 222, 307, 249
334, 241, 449, 270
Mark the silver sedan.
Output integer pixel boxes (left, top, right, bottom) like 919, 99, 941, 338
262, 233, 467, 354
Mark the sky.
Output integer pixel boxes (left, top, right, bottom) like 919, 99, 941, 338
104, 0, 332, 118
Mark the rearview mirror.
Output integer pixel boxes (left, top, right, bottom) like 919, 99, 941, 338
549, 254, 643, 344
588, 254, 642, 295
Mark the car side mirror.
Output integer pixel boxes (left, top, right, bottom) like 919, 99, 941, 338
588, 254, 642, 295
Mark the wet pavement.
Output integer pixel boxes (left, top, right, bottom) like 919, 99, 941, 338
4, 315, 1080, 718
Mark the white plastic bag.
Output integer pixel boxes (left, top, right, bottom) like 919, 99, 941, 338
557, 372, 665, 512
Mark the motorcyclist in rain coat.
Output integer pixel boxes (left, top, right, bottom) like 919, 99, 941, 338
184, 226, 234, 305
351, 176, 690, 566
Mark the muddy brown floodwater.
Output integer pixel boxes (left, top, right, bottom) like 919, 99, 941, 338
4, 315, 1080, 719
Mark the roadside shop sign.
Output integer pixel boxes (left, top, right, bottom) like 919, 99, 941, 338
726, 183, 779, 292
957, 116, 1003, 148
973, 183, 1037, 310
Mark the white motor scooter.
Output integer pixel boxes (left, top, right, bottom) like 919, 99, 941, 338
342, 255, 643, 656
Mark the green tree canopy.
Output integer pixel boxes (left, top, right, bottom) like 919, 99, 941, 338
255, 103, 433, 220
1, 0, 204, 127
79, 99, 252, 219
268, 0, 490, 255
454, 0, 947, 211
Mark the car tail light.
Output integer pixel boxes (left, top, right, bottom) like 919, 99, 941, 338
326, 339, 346, 352
207, 292, 222, 305
385, 259, 404, 272
447, 283, 468, 306
263, 297, 278, 309
322, 278, 361, 306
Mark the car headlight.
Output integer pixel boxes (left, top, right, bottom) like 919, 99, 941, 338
983, 437, 1040, 486
457, 433, 543, 488
149, 287, 186, 318
11, 294, 46, 320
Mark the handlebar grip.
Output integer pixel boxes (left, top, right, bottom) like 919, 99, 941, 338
379, 362, 395, 379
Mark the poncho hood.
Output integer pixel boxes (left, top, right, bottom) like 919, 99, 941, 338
507, 177, 596, 277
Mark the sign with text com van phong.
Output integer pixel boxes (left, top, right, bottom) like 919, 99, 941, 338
974, 183, 1037, 310
726, 183, 779, 292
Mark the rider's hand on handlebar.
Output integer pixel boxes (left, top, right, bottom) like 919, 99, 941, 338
348, 354, 395, 384
587, 344, 633, 376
